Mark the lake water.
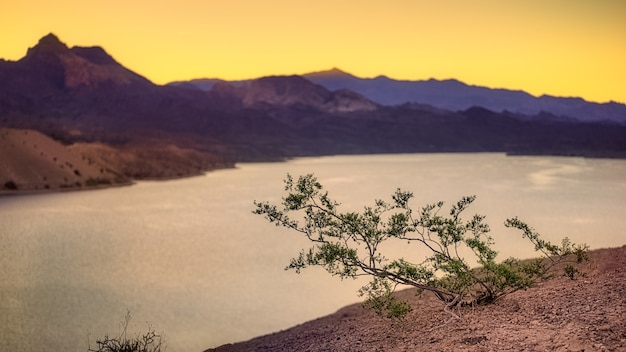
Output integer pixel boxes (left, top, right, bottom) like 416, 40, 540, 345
1, 153, 625, 351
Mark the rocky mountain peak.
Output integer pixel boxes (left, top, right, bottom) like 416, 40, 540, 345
70, 46, 118, 66
25, 33, 69, 57
18, 33, 152, 89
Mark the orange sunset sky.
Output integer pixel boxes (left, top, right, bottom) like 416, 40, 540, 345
2, 0, 625, 104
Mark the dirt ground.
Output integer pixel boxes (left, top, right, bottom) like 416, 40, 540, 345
207, 245, 626, 352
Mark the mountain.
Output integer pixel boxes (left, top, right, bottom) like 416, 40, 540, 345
171, 75, 378, 113
23, 33, 151, 89
2, 34, 626, 192
0, 33, 153, 108
303, 68, 626, 124
0, 34, 242, 183
208, 75, 378, 113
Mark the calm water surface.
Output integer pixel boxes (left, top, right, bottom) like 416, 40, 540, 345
1, 153, 625, 351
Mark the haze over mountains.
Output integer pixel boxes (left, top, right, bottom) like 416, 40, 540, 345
173, 68, 626, 124
2, 33, 626, 193
305, 68, 626, 124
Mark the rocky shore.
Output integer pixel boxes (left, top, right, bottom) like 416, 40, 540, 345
207, 245, 626, 352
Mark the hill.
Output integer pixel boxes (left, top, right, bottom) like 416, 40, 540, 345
207, 245, 626, 351
0, 127, 130, 193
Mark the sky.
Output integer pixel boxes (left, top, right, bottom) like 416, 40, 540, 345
1, 0, 625, 104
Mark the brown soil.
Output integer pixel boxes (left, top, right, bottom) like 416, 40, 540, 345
0, 127, 130, 193
207, 246, 626, 352
0, 127, 233, 194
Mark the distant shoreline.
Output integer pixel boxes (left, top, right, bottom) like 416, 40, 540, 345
0, 180, 135, 197
3, 151, 626, 197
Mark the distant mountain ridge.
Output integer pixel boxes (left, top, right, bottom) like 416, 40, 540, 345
302, 68, 626, 124
20, 33, 151, 89
172, 68, 626, 123
2, 34, 626, 191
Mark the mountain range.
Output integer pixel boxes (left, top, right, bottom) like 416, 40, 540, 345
305, 68, 626, 124
172, 68, 626, 124
2, 33, 626, 192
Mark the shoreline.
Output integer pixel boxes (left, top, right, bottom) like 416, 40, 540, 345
0, 180, 136, 197
3, 151, 626, 197
0, 162, 237, 197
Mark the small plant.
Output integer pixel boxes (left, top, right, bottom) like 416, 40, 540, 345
4, 180, 18, 190
253, 174, 588, 319
563, 263, 586, 280
87, 311, 164, 352
86, 177, 113, 187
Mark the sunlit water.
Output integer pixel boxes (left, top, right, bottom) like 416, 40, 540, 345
1, 153, 625, 351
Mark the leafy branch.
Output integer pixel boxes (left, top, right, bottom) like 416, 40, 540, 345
254, 174, 588, 318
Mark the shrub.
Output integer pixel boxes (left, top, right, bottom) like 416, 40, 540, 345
4, 180, 18, 190
87, 311, 164, 352
86, 178, 113, 187
253, 174, 588, 318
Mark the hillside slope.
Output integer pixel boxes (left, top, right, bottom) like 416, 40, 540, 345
0, 127, 129, 193
207, 245, 626, 352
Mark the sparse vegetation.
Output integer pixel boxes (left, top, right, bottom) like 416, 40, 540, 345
4, 180, 18, 190
254, 174, 588, 319
86, 177, 112, 187
87, 311, 164, 352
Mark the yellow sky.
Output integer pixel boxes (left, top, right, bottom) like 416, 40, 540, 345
1, 0, 625, 103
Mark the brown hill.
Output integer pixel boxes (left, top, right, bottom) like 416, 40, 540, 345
207, 246, 626, 352
0, 127, 129, 193
0, 127, 234, 194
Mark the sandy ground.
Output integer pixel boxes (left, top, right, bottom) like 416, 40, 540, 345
0, 127, 129, 193
207, 245, 626, 352
0, 127, 232, 194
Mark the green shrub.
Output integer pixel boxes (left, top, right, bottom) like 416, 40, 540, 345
254, 174, 588, 318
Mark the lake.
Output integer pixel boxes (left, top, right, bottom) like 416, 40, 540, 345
1, 153, 625, 351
